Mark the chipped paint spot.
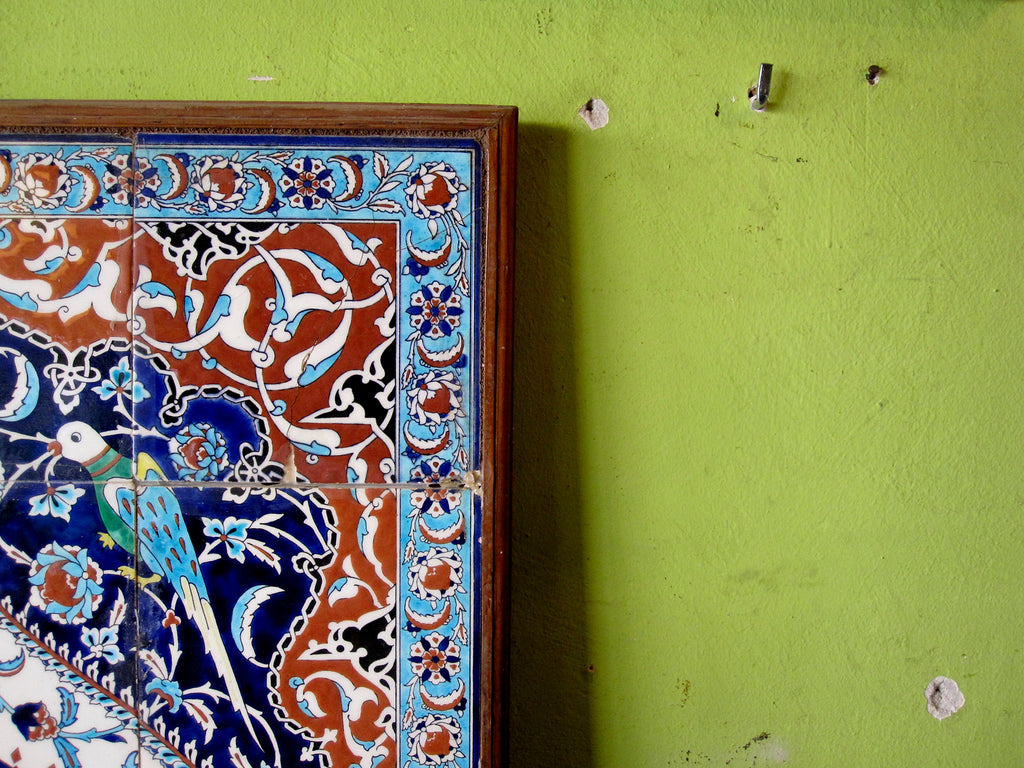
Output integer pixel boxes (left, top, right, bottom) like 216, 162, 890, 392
578, 98, 609, 130
926, 676, 965, 720
248, 75, 274, 82
282, 445, 297, 483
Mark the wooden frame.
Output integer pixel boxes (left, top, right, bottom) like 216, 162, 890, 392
0, 101, 514, 768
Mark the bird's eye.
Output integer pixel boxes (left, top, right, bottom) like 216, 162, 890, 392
70, 432, 81, 443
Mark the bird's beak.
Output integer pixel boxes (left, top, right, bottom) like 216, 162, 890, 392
47, 440, 61, 457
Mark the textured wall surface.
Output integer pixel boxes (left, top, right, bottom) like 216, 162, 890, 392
4, 1, 1024, 765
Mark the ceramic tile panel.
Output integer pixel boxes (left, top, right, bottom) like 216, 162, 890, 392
131, 134, 478, 487
0, 110, 509, 768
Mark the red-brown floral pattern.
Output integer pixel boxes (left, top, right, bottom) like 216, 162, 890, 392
408, 547, 464, 602
405, 163, 465, 219
190, 155, 249, 211
408, 714, 463, 765
12, 153, 72, 209
408, 371, 463, 427
27, 543, 104, 625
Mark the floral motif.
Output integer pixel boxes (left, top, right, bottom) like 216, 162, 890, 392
11, 701, 60, 741
27, 484, 85, 523
27, 543, 103, 625
405, 163, 465, 220
146, 678, 184, 712
408, 371, 463, 427
12, 152, 72, 209
408, 547, 464, 602
280, 157, 336, 209
408, 282, 463, 339
405, 254, 433, 280
4, 688, 128, 753
201, 515, 281, 571
407, 714, 463, 765
169, 422, 229, 481
103, 153, 160, 207
409, 632, 461, 684
410, 459, 461, 518
82, 625, 125, 664
409, 457, 460, 485
191, 155, 249, 211
93, 358, 150, 403
202, 516, 251, 562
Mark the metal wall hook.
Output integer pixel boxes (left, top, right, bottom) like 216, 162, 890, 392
749, 63, 773, 111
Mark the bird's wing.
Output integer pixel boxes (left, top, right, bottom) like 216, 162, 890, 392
106, 479, 135, 530
135, 483, 209, 604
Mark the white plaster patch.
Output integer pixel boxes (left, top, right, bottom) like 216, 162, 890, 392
248, 75, 274, 82
578, 98, 609, 130
925, 676, 965, 720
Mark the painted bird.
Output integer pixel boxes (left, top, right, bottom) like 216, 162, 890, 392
50, 420, 259, 744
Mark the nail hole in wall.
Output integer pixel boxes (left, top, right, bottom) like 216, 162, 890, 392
578, 98, 609, 130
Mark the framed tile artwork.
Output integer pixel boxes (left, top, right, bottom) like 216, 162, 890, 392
0, 101, 515, 768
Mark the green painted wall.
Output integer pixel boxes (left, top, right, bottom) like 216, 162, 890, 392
5, 1, 1024, 765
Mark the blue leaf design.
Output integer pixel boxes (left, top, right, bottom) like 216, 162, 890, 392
198, 294, 232, 334
73, 727, 128, 743
64, 263, 102, 298
35, 257, 64, 275
305, 249, 345, 282
0, 287, 39, 311
295, 439, 330, 456
270, 280, 288, 325
284, 309, 313, 337
58, 686, 78, 728
0, 649, 25, 675
140, 281, 175, 299
297, 351, 341, 386
54, 737, 82, 768
328, 578, 348, 599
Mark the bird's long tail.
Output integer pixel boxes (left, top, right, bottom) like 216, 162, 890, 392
180, 576, 262, 747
